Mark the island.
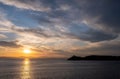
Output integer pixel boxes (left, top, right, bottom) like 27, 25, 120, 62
68, 55, 120, 61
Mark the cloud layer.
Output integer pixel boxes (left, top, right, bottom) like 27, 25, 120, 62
0, 41, 22, 48
0, 0, 120, 57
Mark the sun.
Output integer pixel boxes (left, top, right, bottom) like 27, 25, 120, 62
23, 49, 31, 54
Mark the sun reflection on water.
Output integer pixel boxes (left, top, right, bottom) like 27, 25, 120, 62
21, 58, 31, 79
25, 58, 29, 65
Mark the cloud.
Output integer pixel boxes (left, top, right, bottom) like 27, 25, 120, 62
24, 0, 120, 42
1, 0, 120, 58
72, 40, 120, 56
74, 31, 117, 42
97, 41, 120, 52
0, 0, 120, 43
30, 40, 120, 57
0, 34, 7, 39
0, 41, 22, 48
0, 0, 51, 11
31, 46, 73, 57
10, 23, 118, 42
77, 0, 120, 33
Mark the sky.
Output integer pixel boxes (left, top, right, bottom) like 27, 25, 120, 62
0, 0, 120, 58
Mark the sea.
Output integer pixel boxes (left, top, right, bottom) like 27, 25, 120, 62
0, 58, 120, 79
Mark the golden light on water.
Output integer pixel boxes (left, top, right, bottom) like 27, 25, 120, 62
21, 58, 31, 79
24, 58, 30, 65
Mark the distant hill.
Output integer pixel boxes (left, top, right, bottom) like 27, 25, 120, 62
68, 55, 120, 61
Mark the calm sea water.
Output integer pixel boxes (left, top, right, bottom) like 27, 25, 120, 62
0, 59, 120, 79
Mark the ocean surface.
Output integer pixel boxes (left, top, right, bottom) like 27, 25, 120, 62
0, 58, 120, 79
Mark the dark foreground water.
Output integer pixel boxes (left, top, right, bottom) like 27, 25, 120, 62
0, 59, 120, 79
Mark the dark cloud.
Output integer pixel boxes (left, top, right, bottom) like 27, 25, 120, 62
68, 24, 118, 42
0, 41, 22, 48
73, 30, 118, 42
39, 0, 59, 9
78, 0, 120, 33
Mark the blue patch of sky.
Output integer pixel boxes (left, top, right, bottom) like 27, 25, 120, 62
0, 3, 39, 28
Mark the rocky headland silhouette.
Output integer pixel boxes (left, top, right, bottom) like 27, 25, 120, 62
68, 55, 120, 61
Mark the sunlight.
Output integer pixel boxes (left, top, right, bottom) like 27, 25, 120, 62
21, 58, 31, 79
23, 49, 31, 54
24, 58, 30, 65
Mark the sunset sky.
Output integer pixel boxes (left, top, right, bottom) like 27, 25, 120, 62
0, 0, 120, 58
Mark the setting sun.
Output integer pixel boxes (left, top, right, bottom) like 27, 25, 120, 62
23, 49, 31, 54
